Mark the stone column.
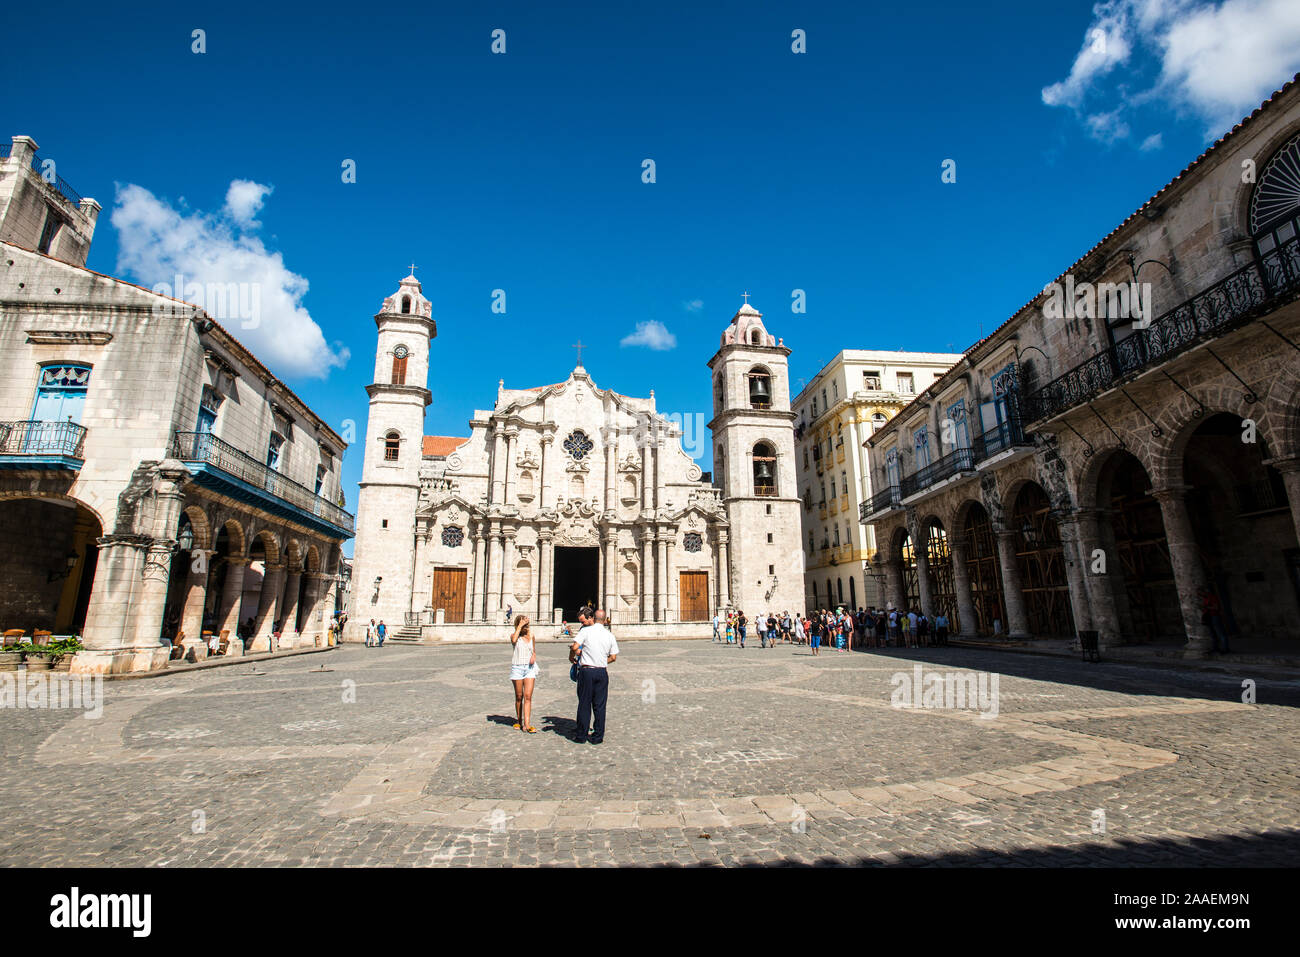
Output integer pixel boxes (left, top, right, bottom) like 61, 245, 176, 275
299, 573, 323, 647
279, 564, 303, 647
994, 530, 1031, 637
1076, 508, 1123, 646
1151, 486, 1213, 656
411, 517, 430, 613
884, 558, 906, 613
502, 428, 518, 503
640, 438, 652, 512
539, 430, 554, 510
652, 432, 661, 511
716, 530, 730, 611
499, 528, 516, 619
489, 424, 506, 504
471, 525, 487, 621
641, 530, 653, 622
487, 521, 503, 619
1271, 457, 1300, 552
655, 529, 668, 622
537, 530, 554, 624
1055, 510, 1094, 637
250, 562, 285, 652
179, 555, 210, 660
602, 527, 618, 613
949, 535, 978, 637
217, 557, 249, 650
665, 535, 677, 623
914, 542, 935, 619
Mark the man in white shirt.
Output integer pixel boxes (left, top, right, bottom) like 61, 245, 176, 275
712, 612, 721, 642
569, 605, 619, 745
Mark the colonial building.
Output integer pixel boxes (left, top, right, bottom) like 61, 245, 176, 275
794, 350, 961, 612
860, 74, 1300, 657
349, 287, 803, 638
0, 134, 352, 673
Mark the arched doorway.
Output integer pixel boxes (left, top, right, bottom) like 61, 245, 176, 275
898, 531, 921, 613
1011, 483, 1075, 638
924, 518, 960, 632
961, 502, 1005, 635
1098, 450, 1179, 640
0, 496, 101, 635
1183, 413, 1299, 647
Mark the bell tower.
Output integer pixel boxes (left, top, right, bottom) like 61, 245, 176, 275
348, 270, 436, 640
706, 298, 803, 616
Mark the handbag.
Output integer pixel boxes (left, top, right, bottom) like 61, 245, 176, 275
570, 641, 584, 682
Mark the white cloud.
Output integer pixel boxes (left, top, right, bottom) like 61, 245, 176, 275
223, 180, 272, 227
682, 299, 704, 312
619, 320, 677, 351
1139, 132, 1164, 150
1041, 0, 1300, 142
111, 182, 348, 380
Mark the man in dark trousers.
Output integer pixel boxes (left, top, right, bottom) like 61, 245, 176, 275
569, 605, 619, 744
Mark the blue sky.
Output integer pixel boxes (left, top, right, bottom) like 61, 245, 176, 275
8, 0, 1300, 548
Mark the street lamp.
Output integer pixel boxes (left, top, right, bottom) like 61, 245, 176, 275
48, 550, 78, 583
177, 525, 195, 552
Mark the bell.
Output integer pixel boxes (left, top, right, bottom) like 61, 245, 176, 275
750, 377, 771, 402
754, 459, 774, 480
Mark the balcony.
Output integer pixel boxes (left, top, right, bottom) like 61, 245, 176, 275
0, 421, 87, 469
859, 420, 1031, 521
1026, 233, 1300, 423
860, 484, 902, 521
172, 431, 355, 538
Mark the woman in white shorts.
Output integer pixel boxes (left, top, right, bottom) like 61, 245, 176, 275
509, 614, 539, 733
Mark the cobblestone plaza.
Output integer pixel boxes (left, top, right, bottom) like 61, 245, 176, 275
2, 641, 1297, 867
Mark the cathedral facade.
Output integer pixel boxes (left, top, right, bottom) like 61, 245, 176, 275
348, 275, 803, 640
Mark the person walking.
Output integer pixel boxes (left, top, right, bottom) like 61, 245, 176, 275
376, 619, 387, 648
794, 613, 806, 645
712, 611, 721, 642
365, 619, 376, 648
1199, 587, 1231, 653
810, 613, 822, 656
569, 605, 619, 744
725, 612, 735, 644
509, 614, 539, 733
737, 610, 747, 648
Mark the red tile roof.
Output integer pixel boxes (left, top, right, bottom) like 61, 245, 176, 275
422, 435, 469, 457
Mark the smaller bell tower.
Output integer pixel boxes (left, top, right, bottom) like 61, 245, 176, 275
348, 270, 436, 640
706, 298, 803, 616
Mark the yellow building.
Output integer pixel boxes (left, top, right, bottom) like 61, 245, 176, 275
793, 350, 961, 611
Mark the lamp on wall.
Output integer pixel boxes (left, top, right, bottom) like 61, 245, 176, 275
1020, 519, 1037, 546
177, 525, 195, 552
48, 550, 79, 583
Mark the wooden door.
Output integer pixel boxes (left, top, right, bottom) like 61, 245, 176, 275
679, 571, 708, 622
432, 567, 467, 623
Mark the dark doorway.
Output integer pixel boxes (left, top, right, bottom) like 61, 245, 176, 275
553, 546, 599, 621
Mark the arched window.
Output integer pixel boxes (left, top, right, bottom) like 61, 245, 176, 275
400, 296, 411, 314
384, 431, 400, 461
750, 329, 761, 345
752, 441, 777, 496
391, 344, 409, 385
748, 368, 772, 409
871, 412, 886, 432
1251, 129, 1300, 241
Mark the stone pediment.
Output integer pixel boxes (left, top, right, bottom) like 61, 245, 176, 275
417, 494, 480, 522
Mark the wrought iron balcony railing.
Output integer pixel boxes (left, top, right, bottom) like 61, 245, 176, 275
899, 447, 977, 498
0, 420, 87, 459
1026, 233, 1300, 423
754, 484, 778, 497
971, 419, 1028, 462
860, 484, 902, 521
172, 431, 355, 536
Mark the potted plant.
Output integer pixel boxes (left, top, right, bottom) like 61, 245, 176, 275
21, 642, 53, 672
48, 637, 83, 672
0, 638, 22, 672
